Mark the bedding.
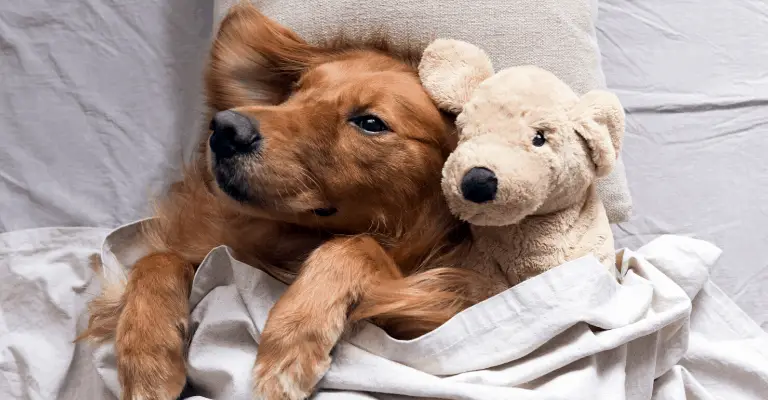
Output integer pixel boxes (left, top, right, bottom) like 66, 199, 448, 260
0, 0, 213, 232
3, 222, 767, 399
597, 0, 768, 330
0, 227, 113, 399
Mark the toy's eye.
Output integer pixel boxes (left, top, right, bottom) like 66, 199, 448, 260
532, 130, 547, 147
349, 115, 390, 135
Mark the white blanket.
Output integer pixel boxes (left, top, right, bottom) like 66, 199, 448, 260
2, 223, 767, 400
0, 227, 114, 399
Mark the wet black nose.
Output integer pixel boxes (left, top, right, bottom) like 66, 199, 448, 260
461, 167, 498, 203
209, 110, 261, 159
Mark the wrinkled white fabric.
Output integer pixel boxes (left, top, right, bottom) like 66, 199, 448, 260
84, 221, 768, 399
596, 0, 768, 330
0, 227, 114, 400
0, 0, 213, 232
1, 222, 767, 399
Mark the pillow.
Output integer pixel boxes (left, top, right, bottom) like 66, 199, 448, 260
214, 0, 632, 223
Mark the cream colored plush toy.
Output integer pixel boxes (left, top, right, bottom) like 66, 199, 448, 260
419, 39, 625, 285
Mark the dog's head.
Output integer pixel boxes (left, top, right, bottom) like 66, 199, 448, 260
204, 4, 454, 232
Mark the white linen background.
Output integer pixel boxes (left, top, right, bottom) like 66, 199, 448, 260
598, 0, 768, 330
0, 0, 213, 230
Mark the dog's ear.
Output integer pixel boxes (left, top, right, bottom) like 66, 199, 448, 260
206, 2, 315, 110
418, 39, 494, 114
570, 90, 626, 177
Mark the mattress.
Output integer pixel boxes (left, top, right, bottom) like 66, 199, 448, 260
0, 0, 766, 331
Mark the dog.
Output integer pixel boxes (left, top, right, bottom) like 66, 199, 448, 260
79, 3, 498, 400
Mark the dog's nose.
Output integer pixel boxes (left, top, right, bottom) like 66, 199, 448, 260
461, 167, 498, 203
209, 110, 261, 159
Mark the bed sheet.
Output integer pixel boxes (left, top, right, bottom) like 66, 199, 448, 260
598, 0, 768, 330
0, 0, 213, 231
3, 224, 767, 400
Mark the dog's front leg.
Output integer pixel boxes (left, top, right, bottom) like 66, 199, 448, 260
115, 252, 195, 400
252, 235, 400, 400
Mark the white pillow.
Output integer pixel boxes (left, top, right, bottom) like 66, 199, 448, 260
215, 0, 632, 222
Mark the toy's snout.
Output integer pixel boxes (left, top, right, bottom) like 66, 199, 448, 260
461, 167, 497, 203
442, 136, 552, 226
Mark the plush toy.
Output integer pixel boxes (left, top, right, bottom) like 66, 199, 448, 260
419, 39, 625, 285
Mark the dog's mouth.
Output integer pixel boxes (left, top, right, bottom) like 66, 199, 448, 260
212, 157, 252, 203
212, 157, 340, 218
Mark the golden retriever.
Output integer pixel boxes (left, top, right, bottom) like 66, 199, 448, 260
80, 3, 492, 400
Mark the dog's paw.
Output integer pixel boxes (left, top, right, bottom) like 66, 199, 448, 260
115, 301, 188, 400
252, 347, 331, 400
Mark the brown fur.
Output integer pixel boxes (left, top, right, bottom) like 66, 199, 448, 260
80, 3, 496, 400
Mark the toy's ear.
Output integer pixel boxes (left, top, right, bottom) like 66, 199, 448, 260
418, 39, 495, 113
570, 90, 626, 177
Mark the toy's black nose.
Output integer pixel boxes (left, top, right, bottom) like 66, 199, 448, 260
209, 110, 261, 159
461, 167, 498, 203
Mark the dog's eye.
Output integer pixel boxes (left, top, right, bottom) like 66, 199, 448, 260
349, 115, 390, 135
312, 207, 337, 217
532, 130, 547, 147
